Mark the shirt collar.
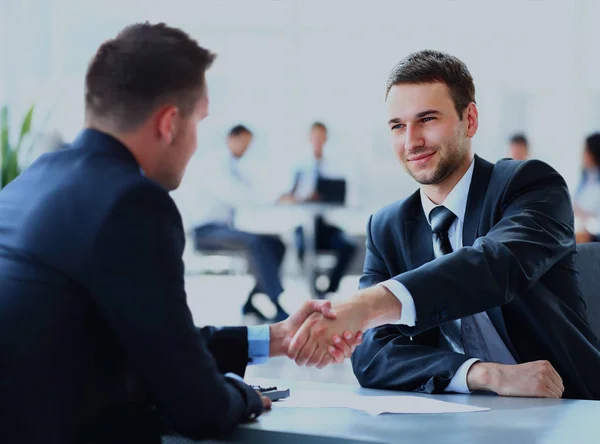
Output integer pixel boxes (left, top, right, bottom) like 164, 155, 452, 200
228, 151, 244, 169
420, 158, 475, 225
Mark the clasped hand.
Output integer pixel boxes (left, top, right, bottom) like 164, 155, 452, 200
285, 301, 365, 368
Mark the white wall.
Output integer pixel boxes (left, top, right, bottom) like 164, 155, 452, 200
3, 0, 600, 219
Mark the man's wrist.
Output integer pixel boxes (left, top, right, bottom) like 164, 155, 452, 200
466, 362, 497, 392
355, 285, 403, 330
268, 322, 288, 358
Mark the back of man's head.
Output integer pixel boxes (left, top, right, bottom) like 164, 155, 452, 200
85, 22, 215, 132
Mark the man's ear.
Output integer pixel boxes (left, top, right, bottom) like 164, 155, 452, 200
465, 102, 478, 139
156, 105, 179, 144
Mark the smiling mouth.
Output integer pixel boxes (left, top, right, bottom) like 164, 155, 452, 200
408, 152, 435, 162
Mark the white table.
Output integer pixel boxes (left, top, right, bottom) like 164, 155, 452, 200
171, 378, 600, 444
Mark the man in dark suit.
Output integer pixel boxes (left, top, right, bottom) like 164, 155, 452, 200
0, 23, 360, 443
287, 50, 600, 400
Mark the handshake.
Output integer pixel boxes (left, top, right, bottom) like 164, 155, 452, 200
268, 299, 368, 368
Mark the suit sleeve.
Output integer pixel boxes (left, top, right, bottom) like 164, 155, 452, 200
197, 326, 249, 376
352, 215, 474, 393
395, 160, 575, 334
83, 182, 261, 440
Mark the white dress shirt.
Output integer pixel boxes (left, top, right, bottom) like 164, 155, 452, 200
574, 169, 600, 235
574, 169, 600, 218
186, 150, 266, 228
381, 159, 516, 393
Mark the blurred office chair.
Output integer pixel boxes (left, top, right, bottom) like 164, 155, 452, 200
575, 243, 600, 338
182, 230, 247, 276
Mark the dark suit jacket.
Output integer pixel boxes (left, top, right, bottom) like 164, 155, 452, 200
0, 129, 262, 443
351, 155, 600, 400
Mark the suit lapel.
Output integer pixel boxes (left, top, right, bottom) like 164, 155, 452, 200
462, 155, 493, 247
462, 156, 520, 361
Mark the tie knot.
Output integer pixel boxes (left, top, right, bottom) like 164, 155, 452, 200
429, 206, 456, 234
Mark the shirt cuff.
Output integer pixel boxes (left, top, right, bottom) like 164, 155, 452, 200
224, 372, 245, 383
445, 358, 480, 393
247, 325, 270, 365
379, 280, 417, 326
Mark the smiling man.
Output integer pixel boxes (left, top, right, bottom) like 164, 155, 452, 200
288, 49, 600, 400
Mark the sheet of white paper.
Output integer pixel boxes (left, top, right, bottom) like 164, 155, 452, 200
275, 391, 489, 415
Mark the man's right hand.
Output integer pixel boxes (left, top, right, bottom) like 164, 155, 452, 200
467, 360, 564, 398
287, 285, 403, 367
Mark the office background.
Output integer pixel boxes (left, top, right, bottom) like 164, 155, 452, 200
3, 0, 600, 208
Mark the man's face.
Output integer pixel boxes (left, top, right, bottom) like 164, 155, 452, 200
227, 132, 253, 158
508, 142, 528, 161
583, 148, 597, 170
310, 127, 327, 159
386, 82, 473, 185
161, 90, 209, 190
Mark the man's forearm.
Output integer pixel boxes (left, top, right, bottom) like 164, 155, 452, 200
358, 285, 403, 330
337, 285, 403, 332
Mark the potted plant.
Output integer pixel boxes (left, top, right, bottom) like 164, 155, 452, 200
0, 104, 35, 190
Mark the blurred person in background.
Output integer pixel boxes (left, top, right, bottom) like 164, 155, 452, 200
278, 122, 357, 299
0, 23, 361, 443
193, 124, 289, 322
574, 133, 600, 243
507, 133, 529, 161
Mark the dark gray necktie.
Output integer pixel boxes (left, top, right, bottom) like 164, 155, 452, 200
430, 206, 456, 256
429, 206, 516, 364
430, 206, 500, 362
430, 207, 466, 354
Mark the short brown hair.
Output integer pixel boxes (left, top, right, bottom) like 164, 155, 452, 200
586, 133, 600, 167
509, 133, 528, 147
228, 124, 252, 137
311, 122, 327, 132
85, 22, 216, 131
386, 50, 475, 119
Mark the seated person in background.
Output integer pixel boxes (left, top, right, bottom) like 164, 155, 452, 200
192, 125, 289, 322
507, 133, 529, 160
279, 122, 357, 299
574, 133, 600, 243
0, 23, 361, 443
286, 49, 600, 400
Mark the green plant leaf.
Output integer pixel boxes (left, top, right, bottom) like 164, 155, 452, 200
1, 105, 9, 163
6, 150, 20, 185
14, 103, 34, 157
1, 106, 9, 189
